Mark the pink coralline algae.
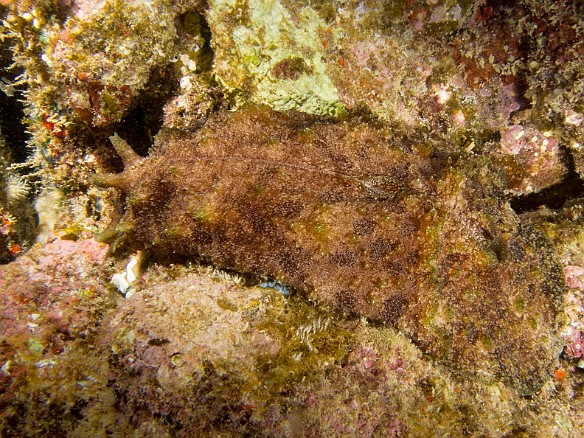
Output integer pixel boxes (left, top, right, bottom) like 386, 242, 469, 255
499, 124, 567, 195
564, 265, 584, 291
563, 327, 584, 360
562, 266, 584, 361
0, 236, 110, 341
0, 237, 116, 435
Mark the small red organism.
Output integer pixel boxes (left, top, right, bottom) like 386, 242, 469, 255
42, 115, 55, 131
554, 368, 566, 382
9, 243, 22, 256
53, 128, 67, 138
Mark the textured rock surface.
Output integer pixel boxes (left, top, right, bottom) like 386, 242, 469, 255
498, 124, 568, 195
100, 270, 575, 437
0, 241, 578, 436
207, 0, 343, 115
524, 203, 584, 364
0, 237, 117, 436
1, 0, 583, 435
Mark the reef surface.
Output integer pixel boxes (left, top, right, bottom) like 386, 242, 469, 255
1, 0, 584, 436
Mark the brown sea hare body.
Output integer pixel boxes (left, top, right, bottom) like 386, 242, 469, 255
94, 106, 564, 393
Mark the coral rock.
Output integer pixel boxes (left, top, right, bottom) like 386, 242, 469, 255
499, 124, 568, 195
0, 237, 116, 435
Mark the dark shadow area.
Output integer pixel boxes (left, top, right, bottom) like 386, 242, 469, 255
510, 149, 584, 213
178, 10, 214, 73
115, 10, 215, 157
115, 68, 178, 157
0, 41, 29, 164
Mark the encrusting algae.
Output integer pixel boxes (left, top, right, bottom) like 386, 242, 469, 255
93, 105, 565, 395
2, 0, 584, 433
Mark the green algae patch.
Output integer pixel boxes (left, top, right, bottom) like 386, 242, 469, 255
27, 337, 45, 354
207, 0, 343, 115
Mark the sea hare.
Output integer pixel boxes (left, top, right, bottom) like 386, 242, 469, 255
93, 106, 564, 394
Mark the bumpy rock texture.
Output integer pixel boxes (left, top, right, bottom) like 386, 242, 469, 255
0, 237, 117, 436
100, 270, 572, 437
2, 0, 584, 434
4, 255, 574, 436
94, 105, 564, 394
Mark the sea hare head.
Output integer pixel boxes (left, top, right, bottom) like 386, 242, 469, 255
93, 106, 565, 394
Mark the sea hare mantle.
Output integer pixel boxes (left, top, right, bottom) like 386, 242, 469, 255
93, 106, 565, 394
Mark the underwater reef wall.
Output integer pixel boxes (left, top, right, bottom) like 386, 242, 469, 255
0, 0, 584, 435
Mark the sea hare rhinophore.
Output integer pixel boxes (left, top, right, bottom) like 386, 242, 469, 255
93, 106, 564, 394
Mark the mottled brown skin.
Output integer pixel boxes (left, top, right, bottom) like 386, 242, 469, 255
94, 106, 565, 394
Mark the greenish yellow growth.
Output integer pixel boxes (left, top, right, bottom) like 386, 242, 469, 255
254, 301, 352, 390
27, 338, 45, 354
207, 0, 343, 115
65, 0, 176, 85
193, 204, 217, 222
